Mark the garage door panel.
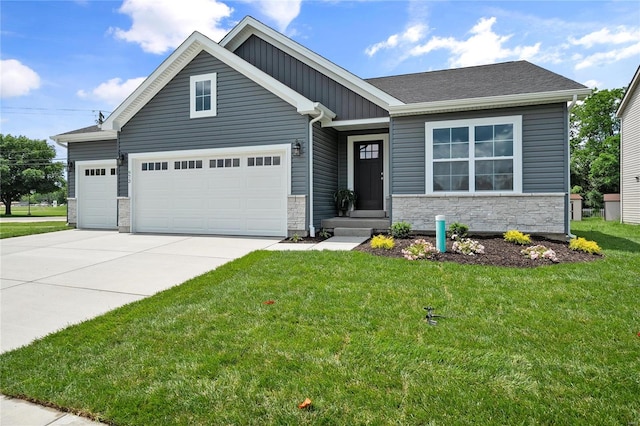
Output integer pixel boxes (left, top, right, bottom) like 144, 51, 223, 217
78, 164, 117, 229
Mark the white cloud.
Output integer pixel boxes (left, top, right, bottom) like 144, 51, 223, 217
365, 24, 427, 57
409, 17, 540, 68
569, 26, 640, 48
0, 59, 41, 98
77, 77, 146, 106
111, 0, 233, 54
575, 41, 640, 70
249, 0, 301, 32
583, 79, 602, 89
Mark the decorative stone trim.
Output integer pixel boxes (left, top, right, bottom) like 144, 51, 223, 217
67, 198, 77, 226
392, 193, 566, 235
117, 197, 130, 233
288, 195, 307, 237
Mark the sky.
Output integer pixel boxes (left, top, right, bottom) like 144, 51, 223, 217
1, 0, 639, 160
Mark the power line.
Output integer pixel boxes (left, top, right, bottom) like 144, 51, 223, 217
1, 107, 112, 113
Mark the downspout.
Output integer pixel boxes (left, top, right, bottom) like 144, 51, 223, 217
308, 109, 325, 237
567, 94, 578, 238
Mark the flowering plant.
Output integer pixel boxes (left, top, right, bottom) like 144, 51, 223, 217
402, 239, 437, 260
452, 238, 485, 256
521, 245, 559, 263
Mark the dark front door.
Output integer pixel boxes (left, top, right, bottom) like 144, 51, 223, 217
354, 141, 383, 210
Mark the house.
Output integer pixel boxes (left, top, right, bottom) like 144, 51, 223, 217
616, 65, 640, 225
51, 16, 590, 238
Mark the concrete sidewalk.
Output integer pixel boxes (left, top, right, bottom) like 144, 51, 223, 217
1, 229, 366, 425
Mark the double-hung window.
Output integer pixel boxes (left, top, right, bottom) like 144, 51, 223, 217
190, 73, 217, 118
426, 116, 522, 193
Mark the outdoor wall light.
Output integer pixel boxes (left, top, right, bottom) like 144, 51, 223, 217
118, 152, 127, 166
292, 140, 301, 157
636, 176, 640, 182
67, 160, 74, 171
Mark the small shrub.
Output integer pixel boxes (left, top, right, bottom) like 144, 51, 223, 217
569, 237, 602, 254
504, 230, 531, 245
521, 245, 559, 262
448, 222, 469, 239
289, 233, 303, 243
452, 238, 485, 255
318, 228, 332, 239
370, 234, 395, 250
401, 239, 437, 260
390, 221, 412, 239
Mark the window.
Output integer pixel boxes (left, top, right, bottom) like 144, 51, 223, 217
174, 159, 202, 170
190, 73, 217, 119
209, 158, 240, 168
426, 116, 522, 193
141, 162, 168, 172
247, 156, 281, 167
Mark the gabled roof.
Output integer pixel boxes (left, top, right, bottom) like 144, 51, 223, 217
102, 31, 335, 131
51, 125, 116, 144
367, 61, 591, 116
219, 16, 403, 110
617, 65, 640, 117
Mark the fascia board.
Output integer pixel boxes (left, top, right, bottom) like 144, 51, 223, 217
323, 117, 390, 130
102, 31, 322, 131
389, 88, 592, 116
220, 16, 404, 110
617, 65, 640, 117
50, 130, 117, 143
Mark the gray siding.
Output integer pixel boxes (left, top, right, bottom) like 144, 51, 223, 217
234, 35, 388, 121
313, 123, 338, 226
620, 82, 640, 224
118, 51, 309, 197
68, 140, 116, 197
391, 104, 569, 194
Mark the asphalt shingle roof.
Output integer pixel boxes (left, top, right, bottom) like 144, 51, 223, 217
365, 61, 587, 104
58, 125, 101, 135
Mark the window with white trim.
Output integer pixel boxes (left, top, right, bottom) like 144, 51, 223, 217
190, 73, 217, 119
426, 116, 522, 193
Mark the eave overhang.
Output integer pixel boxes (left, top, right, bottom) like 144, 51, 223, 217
50, 130, 117, 145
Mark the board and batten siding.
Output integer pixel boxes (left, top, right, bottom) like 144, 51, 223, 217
118, 51, 309, 197
234, 35, 389, 121
312, 123, 338, 227
68, 139, 117, 197
390, 103, 569, 194
620, 84, 640, 224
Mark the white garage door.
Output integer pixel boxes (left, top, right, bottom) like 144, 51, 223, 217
77, 161, 117, 229
132, 147, 288, 236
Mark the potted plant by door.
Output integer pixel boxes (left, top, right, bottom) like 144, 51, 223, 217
333, 189, 356, 216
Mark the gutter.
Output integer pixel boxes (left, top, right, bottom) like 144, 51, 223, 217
307, 109, 325, 238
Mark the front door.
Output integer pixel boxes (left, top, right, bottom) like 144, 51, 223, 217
354, 140, 383, 210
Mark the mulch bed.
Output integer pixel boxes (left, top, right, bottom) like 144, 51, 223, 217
353, 235, 603, 268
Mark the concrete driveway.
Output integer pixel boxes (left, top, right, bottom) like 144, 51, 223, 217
1, 229, 281, 353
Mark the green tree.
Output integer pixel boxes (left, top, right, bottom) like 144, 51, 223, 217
0, 134, 65, 215
570, 88, 623, 208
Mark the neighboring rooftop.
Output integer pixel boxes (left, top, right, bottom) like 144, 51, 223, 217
366, 61, 587, 104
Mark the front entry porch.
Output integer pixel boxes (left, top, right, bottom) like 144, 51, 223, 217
321, 210, 390, 237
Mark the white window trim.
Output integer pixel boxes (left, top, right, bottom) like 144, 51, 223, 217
425, 115, 522, 194
190, 73, 217, 119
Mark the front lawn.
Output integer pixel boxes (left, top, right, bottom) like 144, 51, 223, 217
0, 221, 71, 239
1, 220, 638, 425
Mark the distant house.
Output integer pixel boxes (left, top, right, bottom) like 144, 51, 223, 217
617, 65, 640, 225
51, 16, 590, 238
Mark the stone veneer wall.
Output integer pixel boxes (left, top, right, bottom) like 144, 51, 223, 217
392, 193, 566, 235
67, 198, 77, 226
288, 195, 307, 237
117, 197, 130, 233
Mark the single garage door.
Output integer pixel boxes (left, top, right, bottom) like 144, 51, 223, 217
132, 147, 288, 236
77, 161, 117, 229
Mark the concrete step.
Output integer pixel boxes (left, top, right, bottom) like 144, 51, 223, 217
350, 210, 387, 218
333, 227, 373, 237
322, 217, 390, 230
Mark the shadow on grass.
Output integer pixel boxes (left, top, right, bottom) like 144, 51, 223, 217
572, 230, 640, 253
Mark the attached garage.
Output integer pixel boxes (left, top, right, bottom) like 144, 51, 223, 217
130, 146, 289, 237
76, 160, 118, 229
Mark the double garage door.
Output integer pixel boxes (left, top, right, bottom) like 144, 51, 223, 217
131, 147, 288, 237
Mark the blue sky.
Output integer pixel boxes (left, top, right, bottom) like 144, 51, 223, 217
1, 0, 639, 160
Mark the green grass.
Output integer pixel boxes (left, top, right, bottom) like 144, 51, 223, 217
1, 221, 639, 425
0, 221, 71, 239
1, 205, 67, 217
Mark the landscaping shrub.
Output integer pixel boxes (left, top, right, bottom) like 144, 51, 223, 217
390, 221, 412, 239
452, 238, 485, 256
569, 237, 602, 254
448, 222, 469, 239
504, 230, 531, 245
521, 245, 559, 262
370, 234, 395, 250
401, 239, 437, 260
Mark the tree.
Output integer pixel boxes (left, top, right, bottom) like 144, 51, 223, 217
0, 134, 65, 215
570, 88, 624, 208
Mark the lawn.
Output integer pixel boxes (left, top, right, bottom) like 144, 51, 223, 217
1, 220, 638, 425
0, 221, 71, 239
1, 205, 67, 217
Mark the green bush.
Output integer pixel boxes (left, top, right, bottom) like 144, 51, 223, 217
390, 221, 412, 239
504, 230, 531, 245
569, 237, 602, 254
370, 234, 395, 250
448, 222, 469, 239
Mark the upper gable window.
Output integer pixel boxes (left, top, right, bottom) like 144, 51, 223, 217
190, 73, 217, 119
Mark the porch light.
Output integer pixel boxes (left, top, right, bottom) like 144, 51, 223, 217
292, 140, 301, 157
118, 152, 127, 166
